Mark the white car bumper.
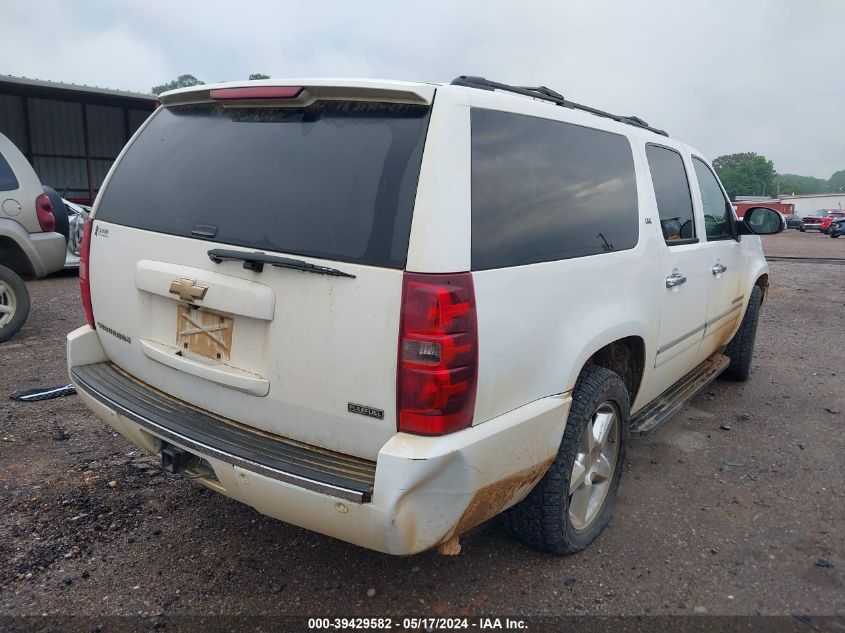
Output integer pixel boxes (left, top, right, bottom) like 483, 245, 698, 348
68, 325, 570, 555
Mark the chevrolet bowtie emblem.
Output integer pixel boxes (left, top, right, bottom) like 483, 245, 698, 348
169, 278, 208, 303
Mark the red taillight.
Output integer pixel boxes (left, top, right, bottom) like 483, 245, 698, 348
79, 220, 95, 328
397, 272, 478, 435
35, 193, 55, 232
209, 86, 303, 100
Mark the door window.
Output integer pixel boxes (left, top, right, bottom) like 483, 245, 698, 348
645, 145, 696, 244
692, 157, 734, 239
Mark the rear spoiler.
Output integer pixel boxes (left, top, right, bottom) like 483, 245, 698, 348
158, 79, 435, 108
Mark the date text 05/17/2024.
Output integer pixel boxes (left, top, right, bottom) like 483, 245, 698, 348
307, 617, 527, 630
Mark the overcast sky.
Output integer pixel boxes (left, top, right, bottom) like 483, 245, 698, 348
2, 0, 842, 177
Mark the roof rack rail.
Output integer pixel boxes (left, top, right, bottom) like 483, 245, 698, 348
451, 75, 668, 137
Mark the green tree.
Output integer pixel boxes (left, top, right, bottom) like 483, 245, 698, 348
775, 173, 826, 196
712, 152, 776, 200
249, 73, 270, 80
828, 169, 845, 193
151, 74, 205, 95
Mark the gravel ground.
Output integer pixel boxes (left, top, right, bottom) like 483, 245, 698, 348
762, 227, 845, 259
0, 233, 843, 619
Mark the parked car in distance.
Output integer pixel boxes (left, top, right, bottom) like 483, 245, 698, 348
63, 199, 90, 268
67, 76, 783, 556
0, 133, 67, 278
801, 209, 832, 232
829, 217, 845, 238
820, 211, 845, 234
0, 132, 68, 341
784, 214, 805, 230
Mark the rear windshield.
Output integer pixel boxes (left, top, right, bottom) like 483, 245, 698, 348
96, 101, 431, 268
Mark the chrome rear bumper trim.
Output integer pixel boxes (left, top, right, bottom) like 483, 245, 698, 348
71, 362, 375, 503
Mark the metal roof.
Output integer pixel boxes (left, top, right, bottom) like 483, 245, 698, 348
0, 74, 156, 102
777, 192, 845, 200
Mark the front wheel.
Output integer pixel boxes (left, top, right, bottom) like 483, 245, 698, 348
799, 226, 806, 232
503, 365, 629, 554
0, 264, 31, 343
831, 231, 841, 238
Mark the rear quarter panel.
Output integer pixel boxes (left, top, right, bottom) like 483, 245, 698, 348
0, 133, 44, 234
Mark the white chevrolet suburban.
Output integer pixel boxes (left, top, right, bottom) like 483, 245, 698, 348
67, 76, 783, 556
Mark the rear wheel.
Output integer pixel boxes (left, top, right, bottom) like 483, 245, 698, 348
503, 365, 629, 554
799, 226, 806, 232
722, 285, 763, 381
0, 264, 30, 342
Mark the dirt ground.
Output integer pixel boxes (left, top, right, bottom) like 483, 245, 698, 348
762, 227, 845, 259
1, 230, 843, 620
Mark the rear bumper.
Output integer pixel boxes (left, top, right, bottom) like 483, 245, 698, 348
0, 219, 66, 277
68, 326, 569, 555
29, 231, 67, 276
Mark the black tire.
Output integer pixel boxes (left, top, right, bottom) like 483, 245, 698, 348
799, 226, 806, 232
0, 264, 31, 343
721, 285, 763, 381
42, 186, 70, 244
831, 231, 840, 238
503, 365, 630, 554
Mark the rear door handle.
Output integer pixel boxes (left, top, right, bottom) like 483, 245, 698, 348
712, 263, 727, 275
665, 273, 687, 288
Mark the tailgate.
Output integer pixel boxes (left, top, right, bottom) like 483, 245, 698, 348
86, 90, 432, 460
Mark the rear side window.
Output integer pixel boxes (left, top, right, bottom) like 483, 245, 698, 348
471, 109, 638, 270
0, 152, 19, 191
96, 101, 431, 268
645, 144, 696, 244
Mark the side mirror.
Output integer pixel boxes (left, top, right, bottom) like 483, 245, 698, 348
740, 206, 785, 235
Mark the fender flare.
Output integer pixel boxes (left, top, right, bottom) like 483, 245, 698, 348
745, 261, 770, 304
563, 320, 652, 395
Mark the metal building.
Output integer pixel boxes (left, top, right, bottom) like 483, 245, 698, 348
0, 74, 157, 205
777, 193, 845, 214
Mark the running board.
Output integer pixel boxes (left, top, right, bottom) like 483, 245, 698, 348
631, 353, 730, 435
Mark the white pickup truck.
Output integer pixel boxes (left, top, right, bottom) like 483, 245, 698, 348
67, 76, 783, 556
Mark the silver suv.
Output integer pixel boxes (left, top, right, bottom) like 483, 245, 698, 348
0, 132, 67, 340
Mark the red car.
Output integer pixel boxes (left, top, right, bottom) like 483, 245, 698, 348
821, 211, 845, 234
800, 209, 840, 232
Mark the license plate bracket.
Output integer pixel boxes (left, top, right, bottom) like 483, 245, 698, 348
176, 305, 233, 362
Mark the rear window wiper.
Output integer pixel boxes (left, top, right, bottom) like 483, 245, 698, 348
207, 248, 356, 278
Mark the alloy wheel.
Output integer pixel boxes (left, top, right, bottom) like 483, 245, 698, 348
0, 278, 17, 329
568, 401, 621, 531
